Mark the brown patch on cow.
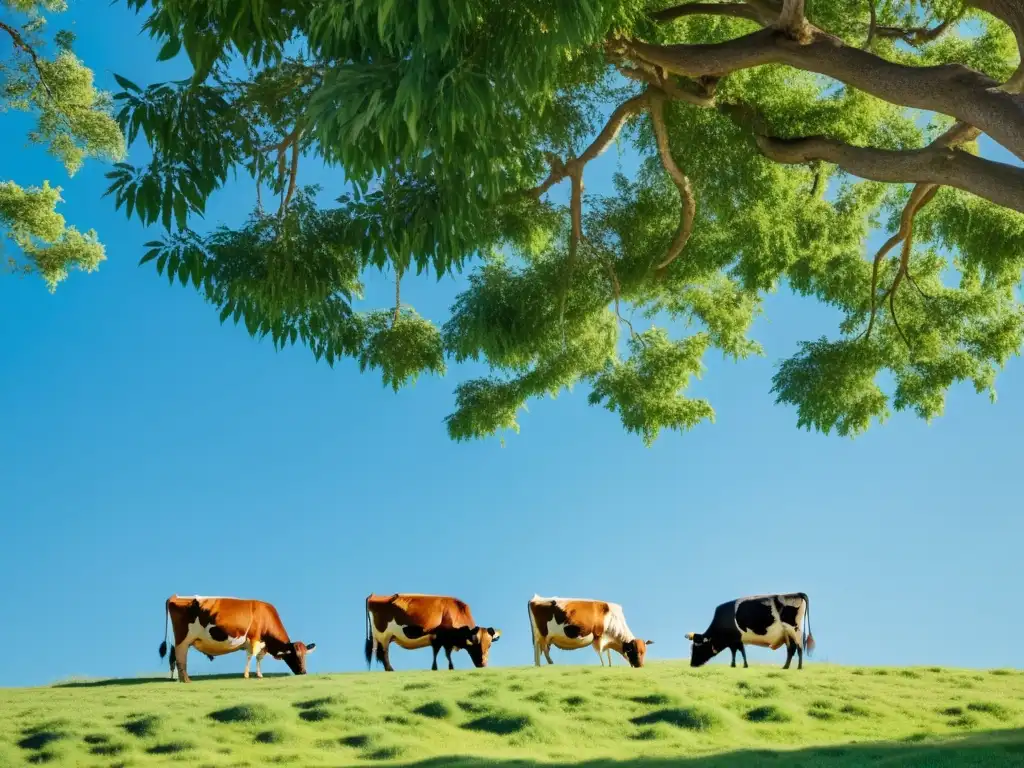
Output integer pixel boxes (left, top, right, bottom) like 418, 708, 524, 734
367, 594, 476, 636
530, 599, 609, 641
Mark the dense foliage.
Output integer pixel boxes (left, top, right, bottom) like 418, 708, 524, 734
1, 0, 124, 290
110, 0, 1024, 443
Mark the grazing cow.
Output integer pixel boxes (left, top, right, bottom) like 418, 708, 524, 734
158, 595, 315, 683
528, 595, 653, 668
687, 592, 814, 670
364, 593, 500, 672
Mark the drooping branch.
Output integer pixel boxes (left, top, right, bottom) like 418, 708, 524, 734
648, 95, 696, 275
754, 134, 1024, 212
526, 94, 648, 199
860, 121, 980, 342
863, 182, 938, 340
393, 266, 402, 327
618, 27, 1024, 160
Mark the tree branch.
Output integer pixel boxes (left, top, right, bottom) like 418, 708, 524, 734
619, 27, 1024, 160
393, 266, 401, 327
776, 0, 811, 42
648, 95, 696, 276
754, 134, 1024, 212
525, 94, 648, 199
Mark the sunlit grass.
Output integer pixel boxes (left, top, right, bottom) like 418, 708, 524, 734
1, 663, 1022, 765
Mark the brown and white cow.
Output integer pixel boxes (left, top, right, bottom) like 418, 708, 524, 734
158, 595, 315, 683
528, 595, 653, 668
365, 593, 500, 672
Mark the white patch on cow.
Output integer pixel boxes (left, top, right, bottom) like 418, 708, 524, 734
372, 617, 432, 651
186, 616, 251, 657
734, 594, 807, 650
529, 596, 634, 654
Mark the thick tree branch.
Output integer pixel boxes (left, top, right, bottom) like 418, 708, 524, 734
619, 27, 1024, 160
648, 95, 696, 275
755, 135, 1024, 212
615, 63, 716, 107
650, 3, 762, 24
776, 0, 811, 42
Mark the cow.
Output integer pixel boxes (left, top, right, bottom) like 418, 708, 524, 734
158, 595, 316, 683
364, 593, 500, 672
528, 595, 653, 668
687, 592, 814, 670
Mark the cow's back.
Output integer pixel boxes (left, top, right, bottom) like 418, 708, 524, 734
371, 594, 474, 632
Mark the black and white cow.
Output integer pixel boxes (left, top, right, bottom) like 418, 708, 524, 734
686, 593, 814, 670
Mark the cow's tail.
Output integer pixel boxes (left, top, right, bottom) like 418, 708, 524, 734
158, 597, 171, 659
364, 596, 373, 669
800, 593, 815, 656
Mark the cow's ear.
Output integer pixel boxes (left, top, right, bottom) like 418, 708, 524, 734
306, 643, 316, 653
684, 632, 694, 641
645, 639, 654, 646
488, 628, 500, 641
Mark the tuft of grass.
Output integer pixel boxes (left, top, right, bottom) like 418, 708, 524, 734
736, 680, 778, 699
631, 706, 722, 731
146, 741, 193, 755
208, 704, 274, 725
462, 712, 533, 736
298, 708, 332, 722
294, 697, 338, 710
413, 701, 453, 720
17, 729, 66, 751
122, 714, 160, 738
745, 705, 794, 724
254, 729, 285, 744
967, 701, 1013, 721
630, 693, 674, 706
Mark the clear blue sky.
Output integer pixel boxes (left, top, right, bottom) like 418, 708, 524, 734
1, 4, 1021, 688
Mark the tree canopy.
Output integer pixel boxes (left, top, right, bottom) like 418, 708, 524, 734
109, 0, 1024, 443
1, 0, 124, 290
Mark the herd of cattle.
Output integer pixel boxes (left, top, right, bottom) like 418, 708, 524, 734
158, 591, 814, 682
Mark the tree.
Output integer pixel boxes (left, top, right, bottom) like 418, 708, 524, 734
1, 1, 125, 290
109, 0, 1024, 443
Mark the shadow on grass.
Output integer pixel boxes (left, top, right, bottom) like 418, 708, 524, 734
53, 673, 290, 688
392, 729, 1024, 767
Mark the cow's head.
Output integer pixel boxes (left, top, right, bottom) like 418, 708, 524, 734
621, 638, 653, 668
275, 641, 317, 674
686, 632, 717, 667
454, 626, 501, 667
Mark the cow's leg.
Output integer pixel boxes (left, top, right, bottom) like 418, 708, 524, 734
542, 640, 554, 665
380, 640, 395, 673
256, 650, 267, 679
730, 647, 738, 668
430, 639, 442, 671
444, 645, 455, 671
783, 641, 796, 670
244, 649, 253, 679
594, 640, 605, 666
174, 643, 190, 683
795, 641, 804, 670
606, 649, 612, 666
739, 644, 749, 669
168, 649, 176, 680
532, 636, 541, 667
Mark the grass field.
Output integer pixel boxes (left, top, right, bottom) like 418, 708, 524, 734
1, 662, 1022, 766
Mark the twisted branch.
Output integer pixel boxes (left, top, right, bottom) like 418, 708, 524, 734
648, 94, 696, 276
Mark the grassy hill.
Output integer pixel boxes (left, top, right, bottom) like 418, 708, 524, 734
1, 663, 1022, 766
